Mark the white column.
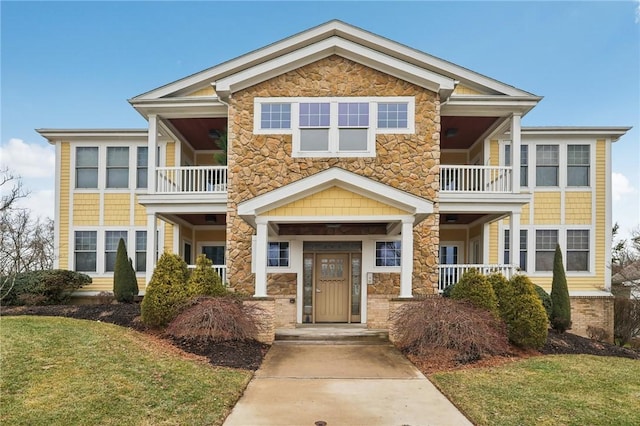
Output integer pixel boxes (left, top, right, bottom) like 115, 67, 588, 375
400, 218, 415, 298
145, 212, 158, 284
147, 114, 158, 193
511, 113, 521, 193
509, 211, 521, 267
254, 219, 268, 298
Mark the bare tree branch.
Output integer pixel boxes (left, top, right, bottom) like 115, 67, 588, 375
0, 167, 30, 212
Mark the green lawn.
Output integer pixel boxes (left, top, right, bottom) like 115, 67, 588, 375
431, 355, 640, 426
1, 316, 251, 426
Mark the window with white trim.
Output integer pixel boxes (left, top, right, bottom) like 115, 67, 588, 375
567, 230, 589, 271
504, 229, 528, 271
268, 242, 289, 267
106, 147, 129, 188
505, 144, 529, 187
105, 231, 127, 272
567, 145, 590, 187
254, 97, 415, 157
376, 241, 401, 267
535, 230, 557, 272
135, 231, 147, 272
75, 231, 97, 272
76, 147, 99, 189
136, 147, 148, 189
536, 145, 559, 187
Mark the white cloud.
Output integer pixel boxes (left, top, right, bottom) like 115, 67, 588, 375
0, 138, 55, 178
612, 172, 636, 201
14, 189, 55, 220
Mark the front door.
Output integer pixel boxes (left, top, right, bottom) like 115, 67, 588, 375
315, 253, 349, 322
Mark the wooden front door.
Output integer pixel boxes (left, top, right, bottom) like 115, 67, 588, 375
315, 253, 349, 322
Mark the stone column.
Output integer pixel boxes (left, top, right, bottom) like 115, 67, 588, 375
400, 218, 415, 298
254, 219, 268, 298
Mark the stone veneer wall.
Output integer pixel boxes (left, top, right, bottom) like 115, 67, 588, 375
226, 55, 441, 297
570, 295, 614, 342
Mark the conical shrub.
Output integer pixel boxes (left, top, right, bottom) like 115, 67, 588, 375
550, 244, 572, 332
141, 253, 190, 327
113, 238, 138, 303
187, 254, 226, 297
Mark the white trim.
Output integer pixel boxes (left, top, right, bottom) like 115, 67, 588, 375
53, 143, 61, 269
604, 139, 613, 291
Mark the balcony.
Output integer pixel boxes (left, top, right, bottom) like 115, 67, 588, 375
155, 166, 227, 194
438, 264, 516, 292
440, 165, 512, 193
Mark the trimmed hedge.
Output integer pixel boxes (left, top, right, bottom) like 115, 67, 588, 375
0, 270, 92, 306
187, 254, 226, 297
450, 269, 499, 316
140, 253, 190, 328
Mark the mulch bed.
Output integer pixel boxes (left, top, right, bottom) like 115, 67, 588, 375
3, 303, 638, 374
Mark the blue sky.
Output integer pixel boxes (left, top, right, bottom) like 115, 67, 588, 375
1, 1, 639, 238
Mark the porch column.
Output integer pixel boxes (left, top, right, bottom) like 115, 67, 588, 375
511, 113, 521, 193
147, 114, 158, 193
145, 212, 158, 284
254, 218, 268, 298
400, 218, 415, 298
509, 211, 521, 268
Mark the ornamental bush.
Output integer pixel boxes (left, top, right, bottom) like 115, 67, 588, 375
0, 270, 92, 306
450, 269, 499, 316
187, 254, 226, 297
504, 275, 549, 349
550, 244, 572, 332
140, 253, 190, 328
534, 284, 553, 320
113, 238, 139, 303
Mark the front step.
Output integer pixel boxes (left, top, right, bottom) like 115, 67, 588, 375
275, 326, 389, 344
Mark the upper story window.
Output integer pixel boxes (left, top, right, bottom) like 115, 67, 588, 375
254, 97, 415, 158
136, 147, 148, 189
536, 145, 559, 187
567, 145, 590, 187
106, 147, 129, 188
76, 147, 99, 189
504, 144, 529, 187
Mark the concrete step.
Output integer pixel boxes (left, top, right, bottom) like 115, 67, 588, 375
275, 327, 389, 344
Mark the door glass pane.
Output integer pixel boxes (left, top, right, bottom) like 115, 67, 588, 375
351, 255, 361, 316
202, 245, 225, 265
303, 255, 313, 323
320, 257, 344, 278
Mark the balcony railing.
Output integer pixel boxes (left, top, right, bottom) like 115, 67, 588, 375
438, 264, 516, 292
187, 264, 227, 285
440, 165, 512, 193
155, 166, 227, 194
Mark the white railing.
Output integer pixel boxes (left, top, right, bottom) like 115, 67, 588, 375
440, 165, 512, 193
155, 166, 227, 194
187, 264, 227, 285
438, 264, 516, 292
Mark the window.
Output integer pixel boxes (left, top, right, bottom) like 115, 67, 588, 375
536, 145, 559, 186
76, 147, 98, 188
183, 242, 192, 264
504, 229, 527, 271
504, 144, 528, 187
567, 230, 589, 271
137, 147, 148, 189
202, 245, 225, 265
135, 231, 146, 272
567, 145, 590, 187
255, 97, 414, 157
376, 241, 401, 267
75, 231, 97, 272
268, 242, 289, 267
105, 231, 127, 272
106, 147, 129, 188
535, 230, 558, 272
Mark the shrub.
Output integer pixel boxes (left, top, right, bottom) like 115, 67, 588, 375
487, 273, 511, 317
0, 270, 92, 306
441, 282, 456, 298
614, 296, 640, 346
534, 284, 553, 320
166, 296, 265, 342
586, 325, 610, 343
503, 275, 549, 349
140, 253, 190, 328
187, 254, 226, 297
550, 244, 572, 332
450, 269, 499, 316
392, 297, 510, 363
113, 238, 139, 303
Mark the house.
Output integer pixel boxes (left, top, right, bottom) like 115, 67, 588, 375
38, 20, 629, 340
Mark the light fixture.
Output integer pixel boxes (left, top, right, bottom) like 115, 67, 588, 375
208, 129, 221, 140
445, 215, 458, 223
205, 214, 217, 224
325, 223, 341, 229
445, 128, 458, 138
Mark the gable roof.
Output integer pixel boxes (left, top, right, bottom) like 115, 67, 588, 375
130, 20, 536, 104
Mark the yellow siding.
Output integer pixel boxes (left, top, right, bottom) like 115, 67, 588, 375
440, 228, 467, 243
533, 192, 561, 224
469, 224, 482, 240
182, 143, 194, 166
195, 152, 217, 166
134, 196, 146, 226
488, 222, 499, 264
195, 229, 226, 245
487, 140, 498, 166
163, 221, 173, 253
165, 142, 176, 167
593, 140, 607, 288
103, 194, 131, 225
59, 142, 71, 268
565, 192, 592, 224
73, 193, 100, 225
453, 85, 485, 95
262, 186, 408, 217
186, 86, 216, 97
440, 151, 467, 165
521, 204, 530, 224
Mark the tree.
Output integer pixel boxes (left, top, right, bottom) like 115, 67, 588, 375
113, 238, 138, 303
140, 253, 190, 327
1, 209, 54, 275
0, 166, 29, 212
187, 254, 226, 297
550, 244, 571, 332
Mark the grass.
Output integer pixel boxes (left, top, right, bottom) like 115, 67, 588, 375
0, 316, 252, 426
431, 355, 640, 426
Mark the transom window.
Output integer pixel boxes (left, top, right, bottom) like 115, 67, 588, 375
254, 97, 415, 158
376, 241, 401, 267
567, 145, 590, 187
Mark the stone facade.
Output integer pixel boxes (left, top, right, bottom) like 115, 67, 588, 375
226, 55, 441, 300
570, 295, 614, 342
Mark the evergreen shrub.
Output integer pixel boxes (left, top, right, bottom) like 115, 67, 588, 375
187, 254, 226, 297
450, 269, 499, 316
1, 270, 91, 305
140, 253, 190, 327
113, 238, 139, 303
550, 244, 572, 332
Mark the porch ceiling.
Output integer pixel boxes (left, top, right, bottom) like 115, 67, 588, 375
440, 116, 500, 150
168, 117, 227, 151
439, 213, 486, 225
176, 213, 226, 226
278, 222, 389, 235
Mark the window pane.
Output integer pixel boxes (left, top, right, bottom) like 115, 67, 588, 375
535, 252, 555, 271
136, 252, 146, 272
268, 242, 289, 267
536, 166, 558, 186
136, 231, 147, 250
76, 147, 98, 167
300, 129, 329, 151
137, 147, 148, 167
105, 231, 127, 272
75, 231, 96, 272
300, 103, 330, 127
107, 169, 129, 188
76, 169, 98, 188
536, 145, 559, 165
107, 147, 129, 167
261, 103, 291, 129
202, 245, 225, 265
377, 103, 408, 128
536, 230, 558, 250
76, 253, 96, 272
339, 129, 368, 151
376, 241, 401, 267
568, 166, 589, 186
567, 230, 589, 250
338, 102, 368, 127
568, 145, 589, 165
105, 253, 117, 272
137, 168, 148, 189
75, 231, 96, 251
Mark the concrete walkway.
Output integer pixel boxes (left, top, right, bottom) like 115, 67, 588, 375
224, 343, 472, 426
